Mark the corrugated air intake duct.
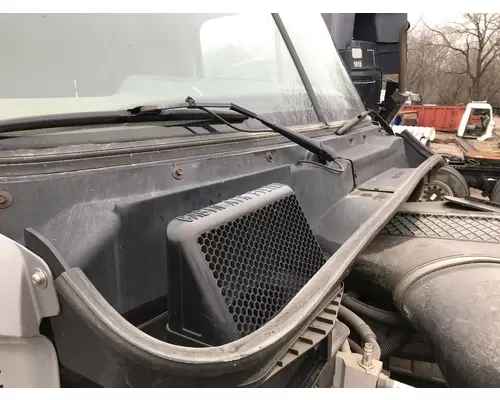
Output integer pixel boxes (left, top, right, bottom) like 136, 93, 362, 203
352, 206, 500, 387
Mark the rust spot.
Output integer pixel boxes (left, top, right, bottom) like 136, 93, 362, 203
465, 151, 500, 161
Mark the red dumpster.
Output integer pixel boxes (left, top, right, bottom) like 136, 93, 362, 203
400, 105, 479, 132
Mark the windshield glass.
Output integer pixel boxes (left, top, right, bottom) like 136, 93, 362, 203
0, 13, 362, 128
280, 14, 365, 122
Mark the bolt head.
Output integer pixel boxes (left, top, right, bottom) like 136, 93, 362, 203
0, 190, 12, 208
0, 191, 12, 208
173, 168, 184, 179
31, 269, 48, 288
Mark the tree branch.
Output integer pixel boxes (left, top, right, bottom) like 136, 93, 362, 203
480, 37, 500, 64
443, 70, 468, 75
480, 51, 500, 76
409, 16, 423, 34
424, 23, 469, 57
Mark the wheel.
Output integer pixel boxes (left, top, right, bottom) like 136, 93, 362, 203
419, 166, 469, 202
491, 180, 500, 203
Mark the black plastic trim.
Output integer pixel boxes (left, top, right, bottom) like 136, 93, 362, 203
399, 128, 436, 160
53, 154, 445, 378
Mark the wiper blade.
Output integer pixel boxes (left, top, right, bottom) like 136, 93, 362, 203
170, 97, 339, 164
127, 106, 248, 124
0, 108, 248, 136
0, 110, 128, 135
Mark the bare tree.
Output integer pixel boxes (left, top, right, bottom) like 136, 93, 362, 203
407, 26, 447, 100
425, 13, 500, 101
481, 57, 500, 103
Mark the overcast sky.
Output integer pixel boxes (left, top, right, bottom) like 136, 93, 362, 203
408, 13, 464, 28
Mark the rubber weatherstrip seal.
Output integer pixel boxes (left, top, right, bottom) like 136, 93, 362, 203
399, 128, 436, 160
393, 255, 500, 314
54, 154, 446, 379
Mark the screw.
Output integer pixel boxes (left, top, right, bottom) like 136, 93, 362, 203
362, 134, 367, 140
348, 137, 354, 143
172, 168, 184, 180
0, 191, 12, 209
31, 269, 48, 288
266, 152, 274, 162
361, 342, 373, 367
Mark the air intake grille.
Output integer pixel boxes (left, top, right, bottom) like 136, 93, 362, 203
382, 212, 500, 243
166, 183, 326, 345
197, 195, 325, 336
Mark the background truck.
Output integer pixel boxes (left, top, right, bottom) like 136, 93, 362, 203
323, 13, 407, 113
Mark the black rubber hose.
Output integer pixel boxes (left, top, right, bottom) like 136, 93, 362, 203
338, 305, 381, 360
348, 339, 364, 355
380, 331, 410, 361
342, 294, 407, 327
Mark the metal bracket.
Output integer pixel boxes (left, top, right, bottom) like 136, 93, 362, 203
0, 233, 60, 387
0, 233, 59, 337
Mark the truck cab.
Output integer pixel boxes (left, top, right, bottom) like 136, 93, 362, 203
1, 13, 500, 389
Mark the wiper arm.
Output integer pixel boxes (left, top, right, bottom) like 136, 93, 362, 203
335, 111, 371, 135
177, 97, 339, 164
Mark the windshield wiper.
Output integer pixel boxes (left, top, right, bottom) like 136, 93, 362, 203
0, 108, 248, 137
150, 97, 339, 164
335, 111, 371, 135
0, 98, 340, 165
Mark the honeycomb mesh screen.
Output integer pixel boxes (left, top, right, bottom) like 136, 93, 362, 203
383, 212, 500, 243
196, 194, 325, 336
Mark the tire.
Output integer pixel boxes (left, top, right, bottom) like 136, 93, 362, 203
419, 166, 469, 202
491, 180, 500, 203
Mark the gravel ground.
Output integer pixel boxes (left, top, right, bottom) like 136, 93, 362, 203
430, 116, 500, 157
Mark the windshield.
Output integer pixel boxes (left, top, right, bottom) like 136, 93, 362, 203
0, 13, 363, 127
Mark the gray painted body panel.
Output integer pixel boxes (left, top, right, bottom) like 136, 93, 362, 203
0, 233, 60, 387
